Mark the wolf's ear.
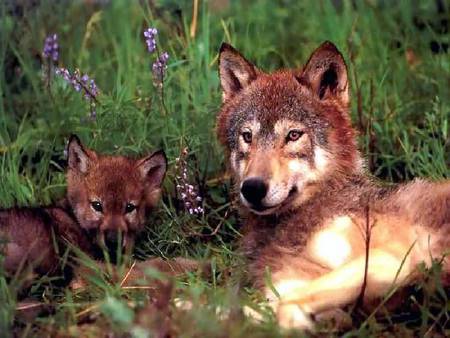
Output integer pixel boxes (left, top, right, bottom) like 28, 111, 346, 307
298, 41, 349, 106
137, 150, 167, 190
219, 43, 258, 101
67, 135, 93, 174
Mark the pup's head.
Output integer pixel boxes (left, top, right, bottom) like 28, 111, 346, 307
66, 135, 167, 255
218, 41, 362, 215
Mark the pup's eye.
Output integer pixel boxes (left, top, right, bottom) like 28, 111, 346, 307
286, 130, 304, 142
242, 131, 252, 144
125, 203, 136, 214
91, 201, 103, 213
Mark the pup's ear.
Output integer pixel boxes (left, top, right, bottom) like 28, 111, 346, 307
219, 43, 259, 101
299, 41, 349, 106
137, 150, 167, 190
137, 150, 167, 208
67, 135, 94, 174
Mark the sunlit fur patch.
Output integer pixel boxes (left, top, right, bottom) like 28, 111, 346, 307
309, 216, 353, 268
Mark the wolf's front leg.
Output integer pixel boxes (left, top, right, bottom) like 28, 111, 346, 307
268, 248, 414, 330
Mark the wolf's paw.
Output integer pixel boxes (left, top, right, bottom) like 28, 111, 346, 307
276, 303, 314, 331
243, 305, 265, 322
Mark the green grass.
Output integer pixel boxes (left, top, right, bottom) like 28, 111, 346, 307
0, 0, 449, 336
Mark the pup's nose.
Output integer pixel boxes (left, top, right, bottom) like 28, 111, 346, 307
104, 230, 123, 251
241, 177, 268, 206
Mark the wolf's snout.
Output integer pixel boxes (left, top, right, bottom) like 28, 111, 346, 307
241, 177, 268, 206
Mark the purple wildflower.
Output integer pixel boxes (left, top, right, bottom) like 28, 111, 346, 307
55, 67, 99, 119
55, 68, 98, 101
79, 74, 98, 100
42, 33, 59, 87
42, 34, 59, 62
143, 28, 158, 53
152, 52, 169, 86
175, 148, 204, 216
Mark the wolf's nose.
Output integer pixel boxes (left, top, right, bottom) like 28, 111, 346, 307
241, 177, 268, 206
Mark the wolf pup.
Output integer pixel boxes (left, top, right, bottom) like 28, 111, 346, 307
0, 135, 167, 278
217, 41, 450, 329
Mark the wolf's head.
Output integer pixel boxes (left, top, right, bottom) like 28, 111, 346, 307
66, 135, 167, 255
217, 41, 362, 215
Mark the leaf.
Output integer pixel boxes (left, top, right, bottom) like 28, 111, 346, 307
100, 296, 134, 327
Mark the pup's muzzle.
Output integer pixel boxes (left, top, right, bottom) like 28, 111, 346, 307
98, 230, 131, 261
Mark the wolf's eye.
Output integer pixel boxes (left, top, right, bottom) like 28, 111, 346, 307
91, 201, 103, 213
242, 131, 252, 144
125, 203, 136, 214
286, 130, 304, 142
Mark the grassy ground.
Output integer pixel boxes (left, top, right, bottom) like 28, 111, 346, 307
0, 0, 449, 337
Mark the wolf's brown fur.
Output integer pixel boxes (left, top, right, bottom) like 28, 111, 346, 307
0, 135, 167, 278
217, 41, 450, 329
0, 205, 92, 277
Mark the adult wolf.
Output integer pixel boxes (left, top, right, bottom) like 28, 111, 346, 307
217, 41, 450, 329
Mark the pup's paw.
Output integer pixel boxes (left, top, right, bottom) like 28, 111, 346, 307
276, 303, 314, 331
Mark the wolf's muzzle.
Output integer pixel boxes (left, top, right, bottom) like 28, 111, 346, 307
241, 177, 268, 207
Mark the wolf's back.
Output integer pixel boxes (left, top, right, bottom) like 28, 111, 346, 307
0, 206, 91, 276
